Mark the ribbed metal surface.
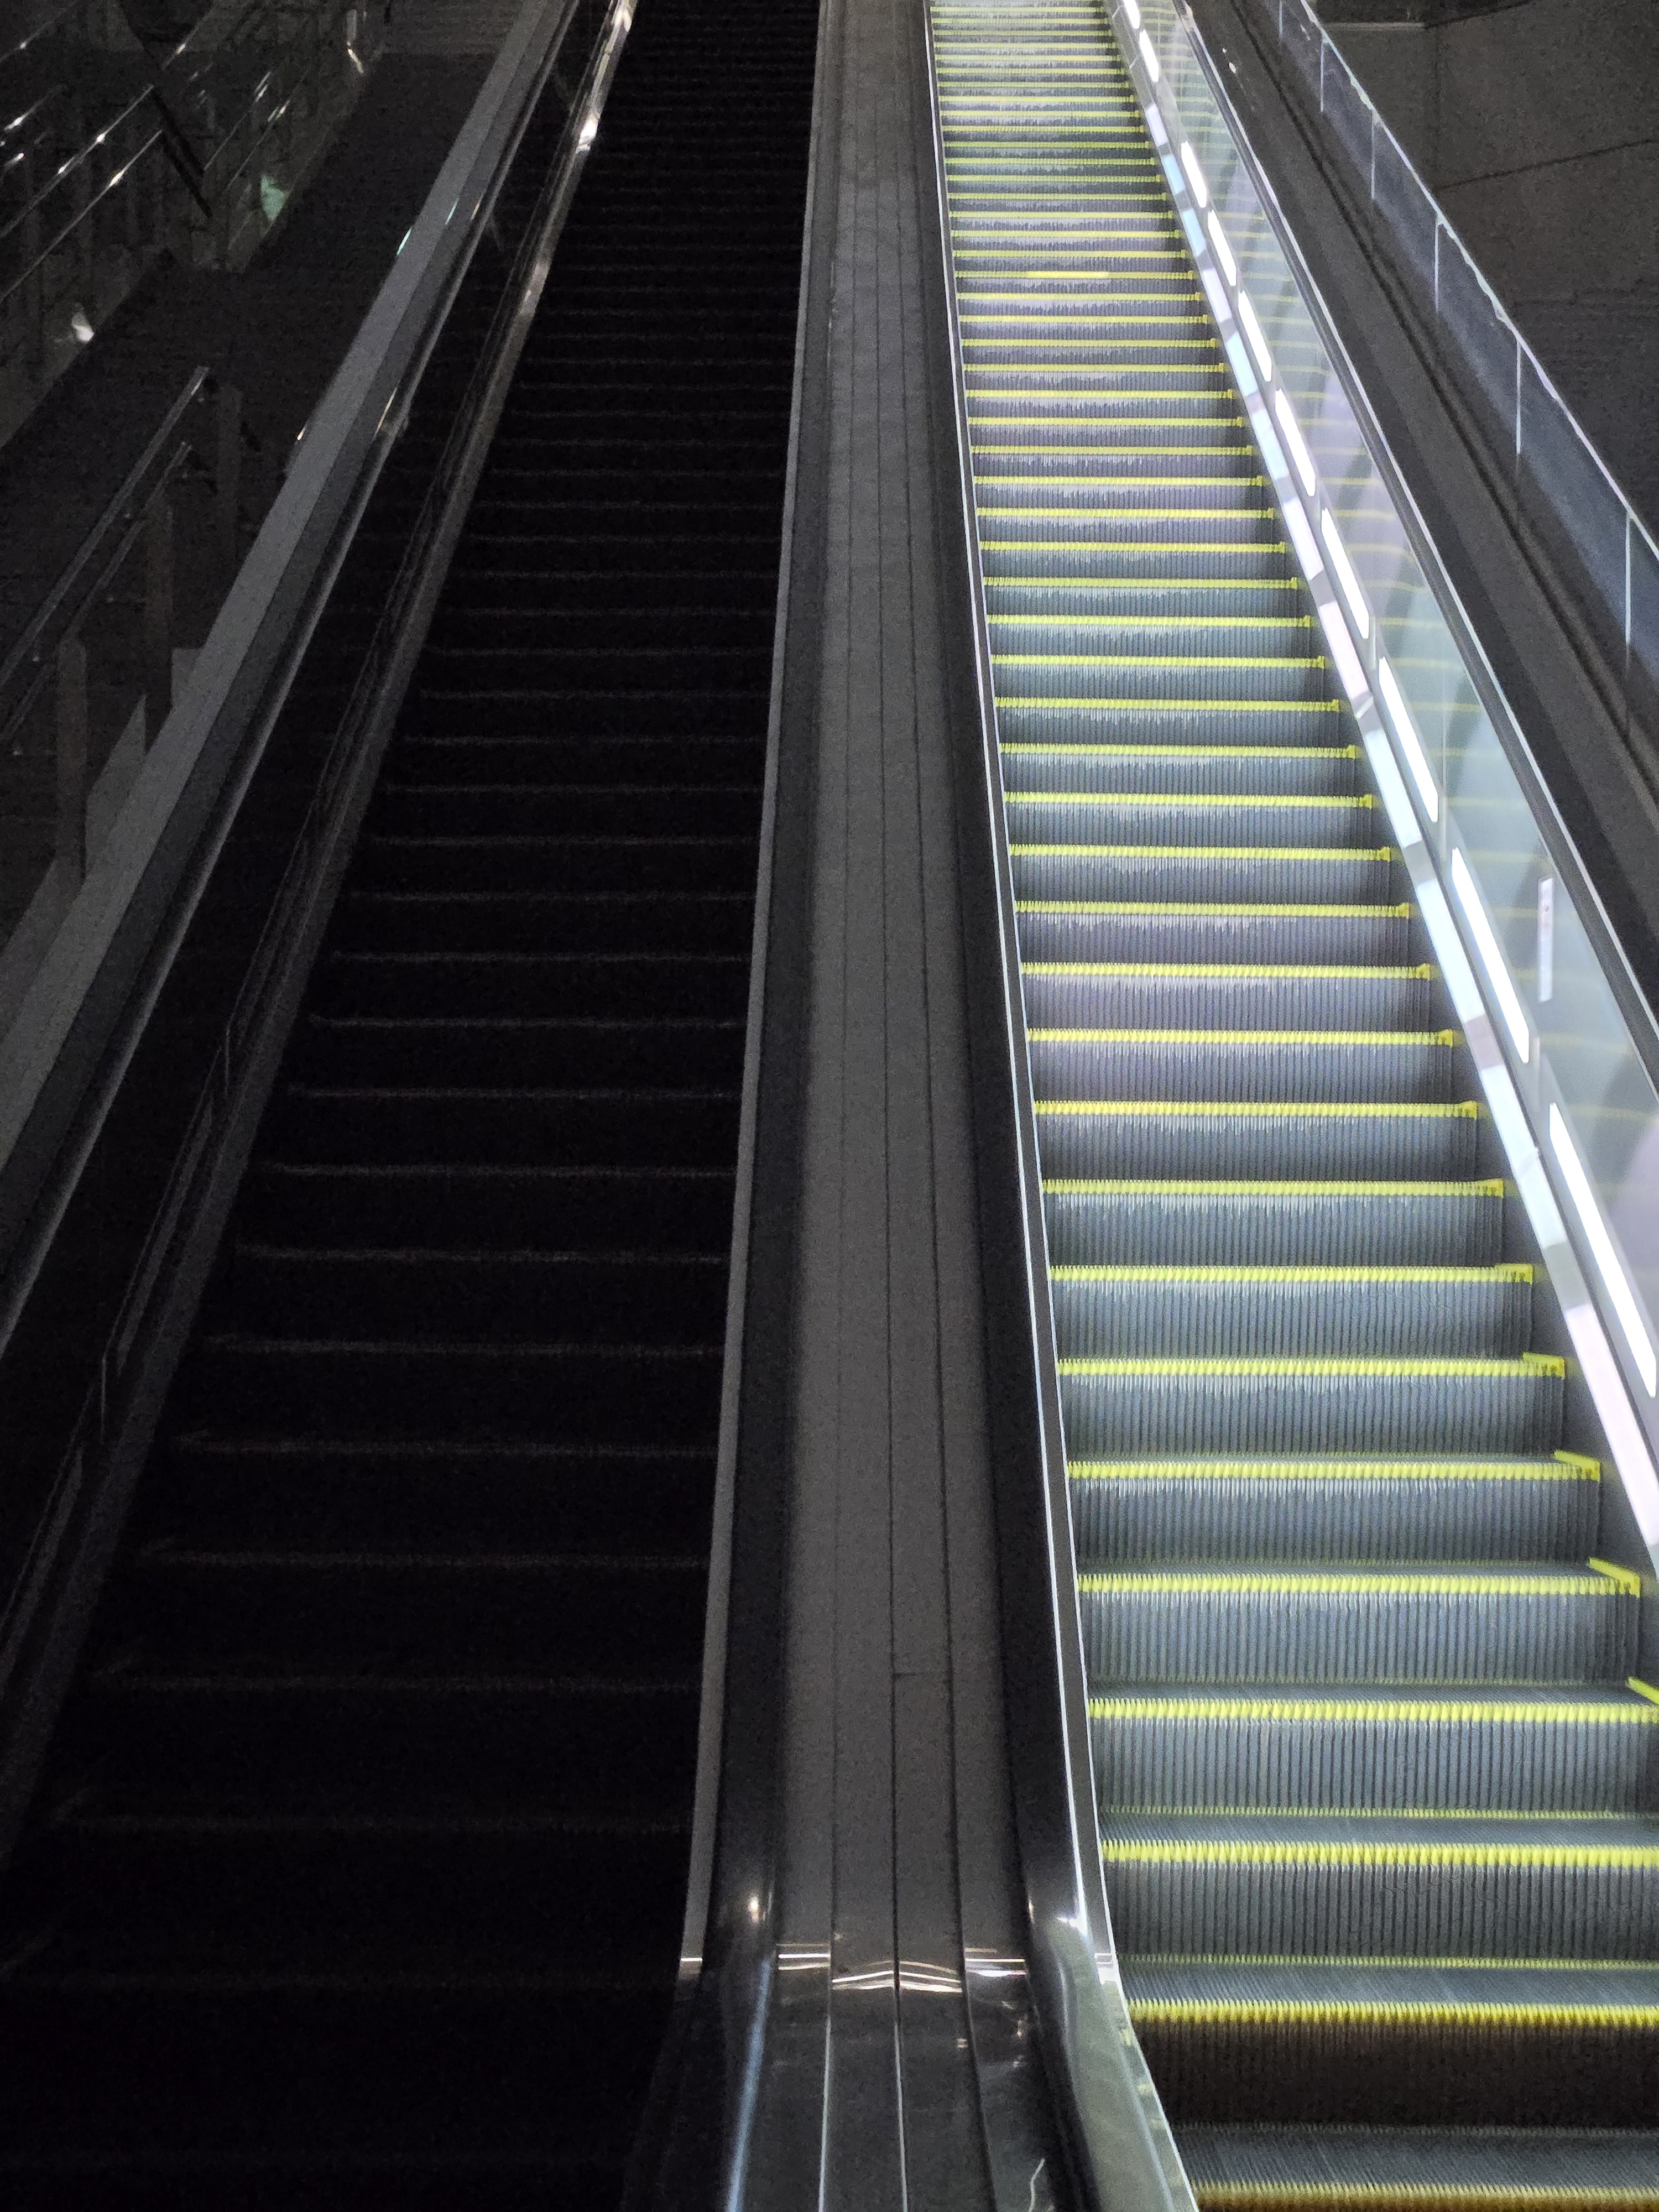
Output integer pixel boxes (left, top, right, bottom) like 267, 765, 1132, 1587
932, 0, 1659, 2188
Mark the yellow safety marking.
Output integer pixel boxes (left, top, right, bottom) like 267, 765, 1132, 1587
1052, 1263, 1530, 1284
1024, 962, 1425, 978
1590, 1558, 1644, 1596
1028, 1025, 1451, 1045
1104, 1835, 1659, 1869
1034, 1099, 1479, 1118
1063, 1352, 1564, 1381
997, 700, 1342, 714
1629, 1679, 1659, 1708
1191, 2187, 1659, 2210
1017, 901, 1411, 917
1128, 1995, 1659, 2029
1068, 1450, 1598, 1480
1080, 1556, 1584, 1594
1045, 1176, 1503, 1195
1089, 1694, 1647, 1723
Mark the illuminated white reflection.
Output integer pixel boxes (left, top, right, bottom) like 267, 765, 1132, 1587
1237, 290, 1272, 380
1272, 389, 1316, 495
1376, 659, 1437, 821
1180, 141, 1208, 206
1207, 211, 1237, 285
1318, 508, 1370, 639
1549, 1105, 1658, 1396
1451, 847, 1530, 1061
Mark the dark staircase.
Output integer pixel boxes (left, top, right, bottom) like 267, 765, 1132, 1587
0, 0, 817, 2196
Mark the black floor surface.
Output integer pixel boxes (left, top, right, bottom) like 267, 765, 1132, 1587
0, 0, 818, 2196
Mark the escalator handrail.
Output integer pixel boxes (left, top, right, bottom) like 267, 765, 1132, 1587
1225, 0, 1659, 772
0, 0, 584, 1290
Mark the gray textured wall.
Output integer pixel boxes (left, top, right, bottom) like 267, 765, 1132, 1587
1331, 0, 1658, 524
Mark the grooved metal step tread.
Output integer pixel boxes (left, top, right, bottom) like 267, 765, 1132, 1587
1173, 2124, 1659, 2204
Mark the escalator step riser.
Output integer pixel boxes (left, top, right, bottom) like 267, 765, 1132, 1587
1022, 970, 1430, 1030
238, 1166, 735, 1254
1035, 1103, 1479, 1181
180, 1341, 723, 1443
109, 1553, 708, 1674
1126, 2011, 1659, 2130
268, 1089, 739, 1168
1030, 1034, 1455, 1105
9, 1825, 690, 1973
0, 1991, 671, 2158
1089, 1704, 1658, 1814
1077, 1573, 1626, 1683
1001, 743, 1357, 795
1050, 1271, 1531, 1360
1060, 1361, 1563, 1457
227, 1248, 728, 1344
1016, 907, 1411, 966
1103, 1845, 1659, 1959
1068, 1458, 1597, 1563
1011, 847, 1386, 904
981, 547, 1293, 585
371, 789, 763, 839
291, 1016, 744, 1090
65, 1677, 698, 1811
315, 953, 749, 1020
1007, 797, 1373, 844
1044, 1184, 1504, 1266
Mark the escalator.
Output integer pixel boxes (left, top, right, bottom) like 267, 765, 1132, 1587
931, 0, 1659, 2202
0, 0, 816, 2190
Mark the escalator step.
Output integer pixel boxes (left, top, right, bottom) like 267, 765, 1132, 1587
1068, 1452, 1600, 1563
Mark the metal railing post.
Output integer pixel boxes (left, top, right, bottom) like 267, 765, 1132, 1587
55, 638, 89, 888
144, 493, 174, 739
216, 382, 243, 578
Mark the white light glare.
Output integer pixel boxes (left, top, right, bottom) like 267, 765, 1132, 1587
1237, 290, 1273, 379
1282, 495, 1323, 582
1123, 0, 1141, 25
1450, 846, 1530, 1061
579, 111, 599, 147
1549, 1104, 1658, 1396
1143, 101, 1167, 144
1272, 389, 1316, 496
1315, 597, 1367, 704
1179, 142, 1208, 206
1207, 211, 1237, 285
70, 306, 93, 343
1318, 508, 1370, 639
1138, 29, 1160, 79
1376, 659, 1437, 820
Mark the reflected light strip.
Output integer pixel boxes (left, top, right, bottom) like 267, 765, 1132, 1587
1138, 29, 1160, 78
1272, 389, 1316, 495
1549, 1104, 1658, 1395
1180, 140, 1208, 206
1315, 597, 1367, 704
1376, 658, 1438, 820
1282, 495, 1323, 583
1318, 508, 1370, 638
1207, 210, 1237, 285
1450, 847, 1530, 1061
1123, 0, 1141, 25
1237, 288, 1272, 379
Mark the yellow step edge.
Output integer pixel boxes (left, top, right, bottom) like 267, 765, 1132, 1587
1061, 1353, 1564, 1380
1051, 1262, 1532, 1284
1044, 1176, 1504, 1194
1016, 901, 1411, 917
997, 700, 1342, 714
1190, 2187, 1659, 2210
1021, 961, 1427, 977
1003, 743, 1356, 758
1079, 1561, 1590, 1598
1067, 1449, 1598, 1480
1089, 1694, 1645, 1723
1014, 844, 1386, 862
1027, 1025, 1453, 1044
1033, 1100, 1480, 1118
1128, 1997, 1659, 2030
1103, 1838, 1659, 1869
